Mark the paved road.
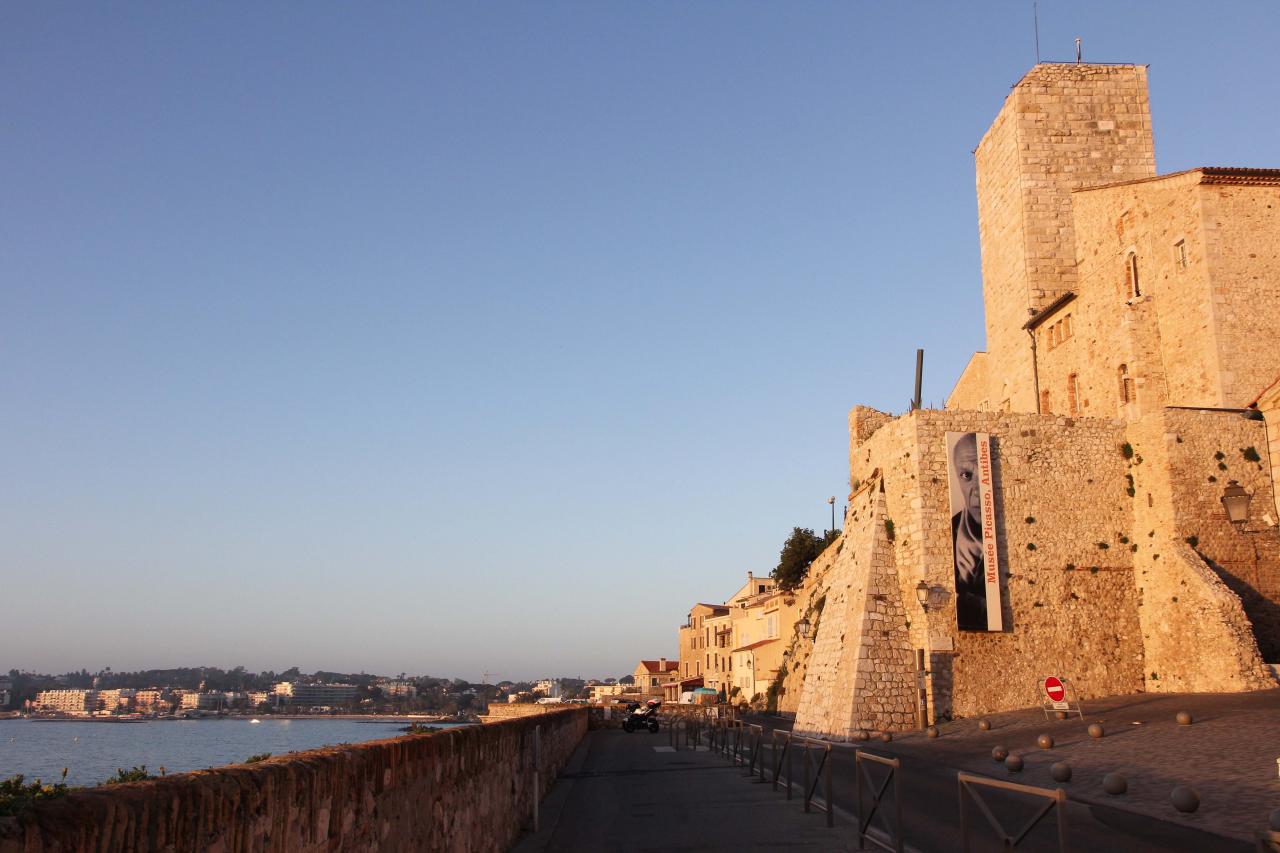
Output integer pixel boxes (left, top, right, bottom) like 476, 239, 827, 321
514, 723, 1252, 852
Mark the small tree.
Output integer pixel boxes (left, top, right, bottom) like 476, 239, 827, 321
771, 527, 838, 592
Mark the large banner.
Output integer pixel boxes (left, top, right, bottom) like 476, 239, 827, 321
946, 432, 1003, 631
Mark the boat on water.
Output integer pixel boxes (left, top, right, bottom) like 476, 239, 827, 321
117, 714, 145, 722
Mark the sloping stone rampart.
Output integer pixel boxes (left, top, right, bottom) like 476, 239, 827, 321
792, 481, 917, 737
0, 708, 587, 853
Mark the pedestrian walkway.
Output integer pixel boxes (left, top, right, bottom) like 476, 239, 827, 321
512, 727, 859, 852
513, 691, 1273, 852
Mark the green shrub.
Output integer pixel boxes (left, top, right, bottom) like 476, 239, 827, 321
0, 774, 69, 817
244, 753, 272, 764
104, 766, 153, 785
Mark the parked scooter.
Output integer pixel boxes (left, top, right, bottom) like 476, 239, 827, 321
622, 699, 662, 733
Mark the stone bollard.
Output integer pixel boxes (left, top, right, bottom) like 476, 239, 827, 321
1087, 723, 1104, 739
978, 720, 991, 731
1037, 734, 1054, 749
1005, 754, 1024, 773
1171, 786, 1200, 813
1176, 711, 1193, 726
1050, 762, 1072, 783
926, 725, 939, 738
1103, 773, 1128, 795
879, 732, 893, 743
992, 745, 1008, 762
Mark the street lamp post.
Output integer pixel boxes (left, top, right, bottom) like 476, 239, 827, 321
827, 496, 836, 535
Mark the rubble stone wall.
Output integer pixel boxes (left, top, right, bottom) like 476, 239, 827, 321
0, 708, 587, 853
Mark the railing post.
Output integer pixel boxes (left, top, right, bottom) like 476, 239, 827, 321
803, 738, 812, 813
1056, 787, 1068, 852
824, 742, 834, 824
778, 727, 788, 794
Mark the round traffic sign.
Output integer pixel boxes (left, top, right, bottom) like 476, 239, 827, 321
1044, 676, 1065, 702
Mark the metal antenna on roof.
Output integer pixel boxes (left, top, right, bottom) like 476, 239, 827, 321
1033, 3, 1041, 64
1075, 37, 1082, 64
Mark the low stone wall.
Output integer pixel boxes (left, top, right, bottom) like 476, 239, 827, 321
0, 708, 587, 853
480, 703, 570, 721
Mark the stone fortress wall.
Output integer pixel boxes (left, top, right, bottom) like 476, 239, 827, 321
0, 708, 587, 853
789, 405, 1278, 738
778, 61, 1280, 738
973, 64, 1156, 414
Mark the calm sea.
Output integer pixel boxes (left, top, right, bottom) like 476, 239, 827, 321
0, 718, 462, 788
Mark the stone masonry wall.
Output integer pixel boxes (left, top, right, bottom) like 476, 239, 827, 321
975, 64, 1156, 414
1198, 181, 1280, 407
1056, 174, 1202, 417
946, 352, 988, 411
1125, 410, 1276, 688
792, 480, 918, 737
1160, 408, 1280, 664
0, 708, 587, 853
843, 408, 1147, 719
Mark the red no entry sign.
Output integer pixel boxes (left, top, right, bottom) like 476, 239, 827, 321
1044, 676, 1066, 702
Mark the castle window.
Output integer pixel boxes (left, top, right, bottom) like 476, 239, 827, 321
1118, 364, 1134, 405
1126, 252, 1141, 298
1040, 389, 1051, 413
1174, 240, 1187, 270
1063, 314, 1073, 340
1067, 373, 1080, 415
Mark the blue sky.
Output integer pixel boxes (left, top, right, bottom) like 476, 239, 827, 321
3, 2, 1277, 681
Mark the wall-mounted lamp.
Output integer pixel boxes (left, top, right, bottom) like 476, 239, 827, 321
794, 616, 812, 639
915, 581, 949, 613
1221, 480, 1252, 526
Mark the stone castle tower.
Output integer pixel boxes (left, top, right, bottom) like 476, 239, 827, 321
975, 64, 1156, 413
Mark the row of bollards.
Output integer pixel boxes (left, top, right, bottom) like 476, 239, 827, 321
975, 710, 1205, 815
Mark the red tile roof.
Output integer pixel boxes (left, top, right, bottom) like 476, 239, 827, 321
638, 660, 679, 673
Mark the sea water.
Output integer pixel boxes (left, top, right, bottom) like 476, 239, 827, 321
0, 718, 462, 788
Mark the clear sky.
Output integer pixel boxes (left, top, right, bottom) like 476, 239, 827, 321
3, 2, 1277, 682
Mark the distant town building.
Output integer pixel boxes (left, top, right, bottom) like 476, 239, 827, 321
95, 689, 136, 713
134, 689, 165, 710
631, 659, 679, 698
274, 682, 357, 707
532, 679, 562, 699
181, 692, 226, 711
589, 684, 624, 702
377, 680, 418, 699
34, 689, 97, 715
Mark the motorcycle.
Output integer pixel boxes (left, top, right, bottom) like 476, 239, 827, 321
622, 699, 662, 733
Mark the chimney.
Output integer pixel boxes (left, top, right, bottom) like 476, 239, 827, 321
659, 657, 667, 668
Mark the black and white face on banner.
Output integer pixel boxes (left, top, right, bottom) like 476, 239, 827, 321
946, 431, 1003, 631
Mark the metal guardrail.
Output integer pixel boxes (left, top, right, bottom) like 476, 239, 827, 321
958, 771, 1068, 852
771, 729, 793, 799
854, 749, 902, 853
799, 736, 835, 828
744, 723, 765, 778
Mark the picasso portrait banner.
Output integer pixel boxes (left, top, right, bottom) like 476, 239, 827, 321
946, 431, 1003, 631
